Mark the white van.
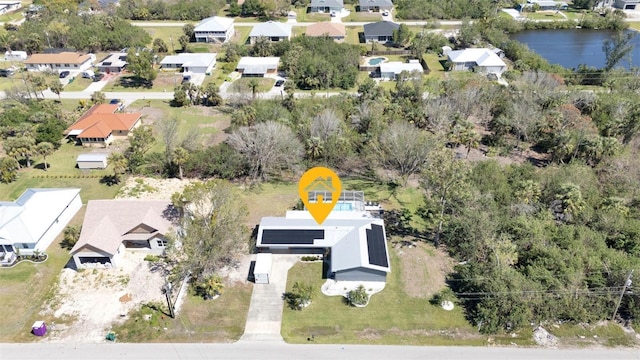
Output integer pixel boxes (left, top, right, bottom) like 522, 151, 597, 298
81, 70, 95, 79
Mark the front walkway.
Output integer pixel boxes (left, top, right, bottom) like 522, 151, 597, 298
240, 254, 300, 341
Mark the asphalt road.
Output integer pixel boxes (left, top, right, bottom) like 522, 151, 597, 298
1, 342, 638, 360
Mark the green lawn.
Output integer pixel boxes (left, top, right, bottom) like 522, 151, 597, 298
343, 5, 382, 22
551, 323, 637, 347
63, 77, 92, 92
345, 26, 363, 45
0, 140, 124, 202
521, 11, 567, 20
229, 77, 275, 93
233, 26, 251, 45
0, 76, 25, 91
0, 9, 24, 23
292, 8, 330, 23
142, 26, 185, 52
111, 283, 253, 342
281, 252, 533, 345
102, 72, 181, 92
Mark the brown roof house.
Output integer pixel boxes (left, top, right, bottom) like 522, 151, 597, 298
306, 22, 346, 42
25, 52, 95, 72
65, 104, 142, 147
70, 200, 177, 269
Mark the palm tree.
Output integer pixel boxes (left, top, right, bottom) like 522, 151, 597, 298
248, 78, 259, 100
108, 152, 129, 183
35, 142, 54, 171
172, 147, 189, 179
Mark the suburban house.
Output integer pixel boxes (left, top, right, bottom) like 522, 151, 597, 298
0, 1, 21, 15
447, 48, 507, 75
305, 22, 346, 41
236, 57, 280, 77
256, 191, 390, 282
363, 21, 399, 43
359, 0, 393, 12
0, 188, 82, 264
160, 53, 217, 74
76, 153, 108, 169
249, 21, 292, 44
614, 0, 640, 9
379, 60, 424, 80
70, 200, 176, 268
65, 104, 143, 147
517, 0, 568, 10
24, 52, 95, 72
194, 16, 235, 43
96, 52, 127, 73
309, 0, 344, 13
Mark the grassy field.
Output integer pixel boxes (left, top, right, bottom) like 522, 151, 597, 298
111, 283, 252, 342
142, 26, 185, 51
0, 142, 124, 202
63, 77, 92, 92
229, 77, 275, 93
345, 26, 363, 45
281, 251, 533, 345
521, 11, 567, 20
0, 76, 25, 91
102, 72, 182, 92
551, 323, 637, 347
343, 5, 383, 22
292, 8, 331, 23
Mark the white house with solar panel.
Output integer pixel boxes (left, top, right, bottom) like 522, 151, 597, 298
256, 191, 390, 283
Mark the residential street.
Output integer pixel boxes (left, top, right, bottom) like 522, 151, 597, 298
1, 342, 638, 360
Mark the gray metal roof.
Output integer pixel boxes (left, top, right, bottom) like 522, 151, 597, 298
77, 153, 108, 162
363, 21, 399, 37
310, 0, 344, 7
249, 21, 292, 38
237, 56, 280, 74
194, 16, 234, 32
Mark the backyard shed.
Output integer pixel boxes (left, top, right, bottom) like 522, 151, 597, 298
76, 153, 108, 169
254, 253, 273, 284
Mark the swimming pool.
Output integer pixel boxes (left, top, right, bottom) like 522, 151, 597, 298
334, 203, 353, 211
368, 57, 386, 66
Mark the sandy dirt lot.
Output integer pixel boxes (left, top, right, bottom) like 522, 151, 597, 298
43, 252, 165, 343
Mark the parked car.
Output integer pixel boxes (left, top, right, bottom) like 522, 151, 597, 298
81, 70, 95, 79
275, 79, 285, 87
59, 71, 70, 78
109, 99, 121, 105
92, 73, 104, 82
382, 10, 389, 16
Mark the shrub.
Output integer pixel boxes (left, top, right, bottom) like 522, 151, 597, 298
144, 254, 160, 262
283, 281, 314, 310
430, 287, 456, 306
194, 274, 224, 299
346, 285, 368, 307
301, 255, 320, 262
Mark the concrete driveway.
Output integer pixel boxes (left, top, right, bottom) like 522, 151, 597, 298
240, 254, 300, 342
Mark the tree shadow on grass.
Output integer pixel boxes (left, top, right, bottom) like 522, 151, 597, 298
100, 175, 121, 186
118, 76, 153, 89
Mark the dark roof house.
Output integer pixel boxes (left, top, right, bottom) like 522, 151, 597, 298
363, 21, 399, 43
359, 0, 393, 11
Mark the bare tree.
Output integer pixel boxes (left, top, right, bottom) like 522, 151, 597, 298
227, 121, 303, 181
375, 121, 436, 184
310, 109, 342, 141
155, 116, 180, 164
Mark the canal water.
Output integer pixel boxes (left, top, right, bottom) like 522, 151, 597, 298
510, 29, 640, 69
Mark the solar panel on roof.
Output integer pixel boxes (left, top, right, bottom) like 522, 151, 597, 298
261, 229, 324, 245
366, 224, 388, 267
103, 62, 111, 65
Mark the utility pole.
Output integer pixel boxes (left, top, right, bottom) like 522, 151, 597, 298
611, 270, 634, 321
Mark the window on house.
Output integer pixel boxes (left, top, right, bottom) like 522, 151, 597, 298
22, 243, 29, 248
157, 240, 168, 247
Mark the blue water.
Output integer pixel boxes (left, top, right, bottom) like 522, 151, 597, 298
368, 57, 386, 66
510, 29, 640, 69
334, 203, 353, 211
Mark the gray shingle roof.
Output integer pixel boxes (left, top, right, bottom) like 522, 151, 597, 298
310, 0, 344, 7
359, 0, 393, 7
363, 21, 399, 37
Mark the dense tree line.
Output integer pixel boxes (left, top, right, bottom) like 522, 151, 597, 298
116, 0, 225, 21
3, 13, 150, 53
394, 0, 499, 20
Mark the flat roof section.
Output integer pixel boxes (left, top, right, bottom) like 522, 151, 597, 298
261, 229, 325, 245
366, 224, 388, 267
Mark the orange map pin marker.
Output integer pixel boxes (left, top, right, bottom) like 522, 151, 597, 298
298, 167, 342, 225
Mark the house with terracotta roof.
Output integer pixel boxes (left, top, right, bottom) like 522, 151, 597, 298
25, 52, 95, 72
70, 200, 177, 268
305, 22, 346, 41
65, 104, 142, 147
